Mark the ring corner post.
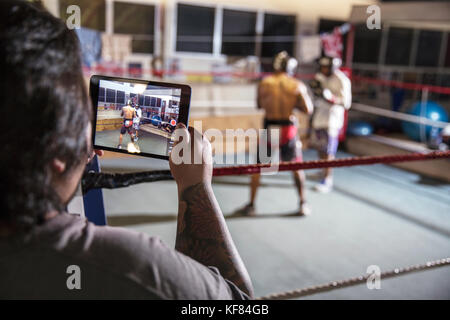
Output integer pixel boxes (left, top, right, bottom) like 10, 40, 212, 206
83, 155, 107, 226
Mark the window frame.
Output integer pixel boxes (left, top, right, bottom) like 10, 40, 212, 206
116, 90, 126, 104
260, 11, 297, 59
57, 0, 107, 32
221, 8, 258, 57
98, 87, 106, 102
105, 88, 117, 103
415, 29, 444, 67
354, 22, 450, 74
144, 96, 151, 107
171, 2, 298, 60
108, 0, 161, 57
172, 1, 219, 59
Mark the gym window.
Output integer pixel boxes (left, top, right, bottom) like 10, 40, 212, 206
98, 87, 106, 102
138, 94, 144, 106
113, 1, 155, 54
105, 89, 116, 103
116, 90, 125, 104
59, 0, 106, 31
353, 23, 382, 64
176, 4, 215, 53
144, 96, 151, 107
221, 9, 257, 56
415, 30, 443, 67
261, 13, 296, 58
445, 34, 450, 67
318, 19, 344, 34
385, 27, 414, 66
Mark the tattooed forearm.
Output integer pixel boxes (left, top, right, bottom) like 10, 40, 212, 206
175, 182, 254, 297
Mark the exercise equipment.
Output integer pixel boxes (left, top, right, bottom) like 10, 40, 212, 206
402, 101, 448, 141
347, 121, 373, 136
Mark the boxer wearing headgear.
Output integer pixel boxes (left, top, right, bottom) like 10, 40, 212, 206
133, 102, 142, 142
310, 56, 351, 193
237, 51, 314, 216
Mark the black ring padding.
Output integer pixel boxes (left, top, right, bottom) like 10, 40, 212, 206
82, 170, 173, 194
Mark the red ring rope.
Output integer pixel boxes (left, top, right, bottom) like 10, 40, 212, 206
84, 67, 450, 95
83, 151, 450, 192
212, 151, 450, 176
351, 75, 450, 95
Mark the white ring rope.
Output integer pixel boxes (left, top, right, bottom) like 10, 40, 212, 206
351, 103, 449, 128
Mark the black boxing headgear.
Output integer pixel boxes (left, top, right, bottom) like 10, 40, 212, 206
318, 56, 342, 71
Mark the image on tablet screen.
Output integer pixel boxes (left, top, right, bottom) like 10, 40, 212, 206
94, 79, 181, 156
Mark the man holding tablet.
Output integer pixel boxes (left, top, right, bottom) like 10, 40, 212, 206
0, 0, 253, 300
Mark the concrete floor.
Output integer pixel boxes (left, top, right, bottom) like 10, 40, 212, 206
95, 128, 170, 156
99, 149, 450, 299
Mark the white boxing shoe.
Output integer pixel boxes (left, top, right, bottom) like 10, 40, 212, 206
298, 202, 312, 216
314, 177, 333, 193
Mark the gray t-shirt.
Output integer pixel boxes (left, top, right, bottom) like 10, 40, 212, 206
0, 213, 249, 299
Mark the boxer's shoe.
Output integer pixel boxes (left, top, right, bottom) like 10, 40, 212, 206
298, 202, 312, 216
236, 203, 256, 217
314, 177, 333, 193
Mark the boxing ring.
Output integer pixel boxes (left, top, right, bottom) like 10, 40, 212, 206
80, 62, 450, 299
80, 149, 450, 299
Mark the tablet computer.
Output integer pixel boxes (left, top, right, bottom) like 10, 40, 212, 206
90, 75, 191, 160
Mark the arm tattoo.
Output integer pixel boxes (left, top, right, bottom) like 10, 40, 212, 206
175, 183, 253, 297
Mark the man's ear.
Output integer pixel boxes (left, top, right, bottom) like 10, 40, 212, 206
52, 158, 66, 174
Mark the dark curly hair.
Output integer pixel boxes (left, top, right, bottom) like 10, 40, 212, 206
0, 0, 92, 229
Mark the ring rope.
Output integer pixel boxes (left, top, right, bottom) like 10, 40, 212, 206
212, 150, 450, 176
82, 151, 450, 192
83, 66, 450, 95
257, 257, 450, 300
81, 153, 450, 298
351, 103, 450, 128
98, 103, 450, 127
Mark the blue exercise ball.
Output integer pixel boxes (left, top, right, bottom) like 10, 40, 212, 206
347, 121, 373, 136
401, 101, 448, 141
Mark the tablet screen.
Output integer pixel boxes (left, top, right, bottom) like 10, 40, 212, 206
94, 79, 183, 157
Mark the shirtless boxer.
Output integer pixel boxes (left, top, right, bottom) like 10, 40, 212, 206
239, 51, 314, 216
118, 99, 137, 149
